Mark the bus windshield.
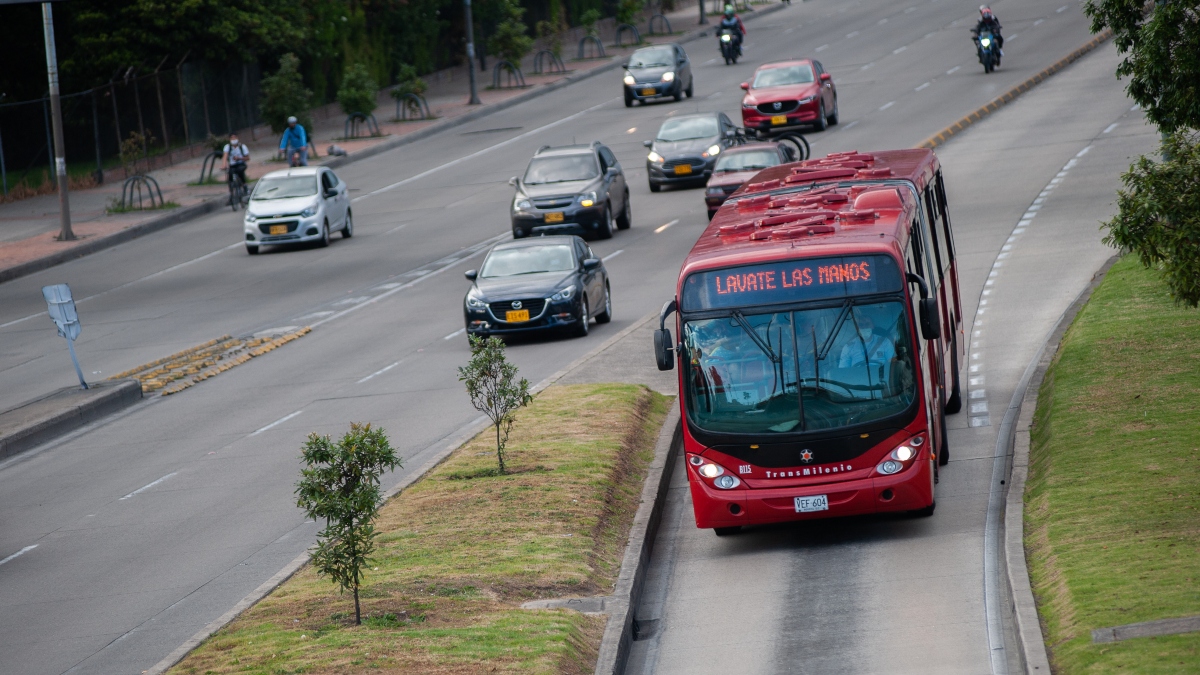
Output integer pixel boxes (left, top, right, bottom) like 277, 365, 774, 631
682, 300, 916, 434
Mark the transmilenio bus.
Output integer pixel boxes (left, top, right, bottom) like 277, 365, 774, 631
653, 149, 964, 534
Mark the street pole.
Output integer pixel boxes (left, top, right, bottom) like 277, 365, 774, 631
42, 2, 73, 241
699, 0, 707, 25
464, 0, 482, 105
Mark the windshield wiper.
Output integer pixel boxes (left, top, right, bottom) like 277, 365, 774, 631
731, 311, 779, 363
817, 301, 852, 361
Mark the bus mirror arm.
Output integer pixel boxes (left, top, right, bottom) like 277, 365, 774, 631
654, 299, 678, 371
906, 273, 942, 341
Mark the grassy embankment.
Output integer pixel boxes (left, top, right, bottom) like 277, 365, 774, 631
171, 383, 670, 674
1026, 256, 1200, 672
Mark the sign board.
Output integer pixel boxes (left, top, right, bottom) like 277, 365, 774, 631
682, 254, 904, 311
42, 283, 88, 388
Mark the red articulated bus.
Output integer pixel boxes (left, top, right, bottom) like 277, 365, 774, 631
653, 149, 964, 534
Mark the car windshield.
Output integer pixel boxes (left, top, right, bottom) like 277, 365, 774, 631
523, 155, 599, 184
714, 149, 780, 172
682, 301, 916, 434
629, 46, 675, 68
252, 176, 318, 200
753, 65, 815, 88
480, 245, 576, 278
657, 117, 719, 142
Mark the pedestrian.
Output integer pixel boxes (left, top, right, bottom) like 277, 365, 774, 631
279, 116, 310, 167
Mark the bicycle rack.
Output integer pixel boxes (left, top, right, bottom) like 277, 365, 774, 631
198, 150, 222, 184
615, 24, 642, 47
532, 50, 566, 75
491, 61, 526, 89
120, 174, 164, 210
344, 112, 381, 139
647, 14, 672, 35
394, 93, 432, 121
577, 35, 606, 59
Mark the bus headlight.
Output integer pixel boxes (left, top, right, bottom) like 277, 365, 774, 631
714, 474, 741, 489
698, 463, 724, 478
892, 446, 915, 462
877, 460, 903, 475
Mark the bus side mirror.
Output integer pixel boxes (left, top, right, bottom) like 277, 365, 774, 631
919, 297, 941, 341
654, 328, 675, 371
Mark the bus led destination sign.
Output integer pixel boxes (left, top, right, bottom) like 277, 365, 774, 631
682, 254, 902, 311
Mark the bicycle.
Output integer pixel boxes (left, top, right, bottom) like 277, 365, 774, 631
227, 165, 248, 211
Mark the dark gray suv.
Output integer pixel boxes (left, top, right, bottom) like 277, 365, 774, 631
509, 142, 631, 240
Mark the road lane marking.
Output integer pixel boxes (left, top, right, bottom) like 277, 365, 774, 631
444, 328, 466, 340
1034, 18, 1044, 26
120, 472, 178, 500
846, 31, 859, 38
250, 410, 303, 437
879, 101, 895, 111
0, 545, 37, 566
1103, 123, 1118, 133
353, 98, 615, 202
946, 65, 961, 75
1075, 145, 1093, 157
358, 360, 402, 383
860, 62, 875, 71
915, 82, 930, 91
602, 249, 624, 262
815, 44, 829, 52
655, 219, 679, 233
893, 46, 907, 54
1057, 4, 1068, 12
841, 120, 859, 130
626, 127, 637, 134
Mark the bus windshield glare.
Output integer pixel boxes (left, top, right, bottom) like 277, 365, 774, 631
683, 301, 917, 434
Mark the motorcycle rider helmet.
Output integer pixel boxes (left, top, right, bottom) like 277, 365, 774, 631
724, 4, 735, 17
979, 5, 994, 19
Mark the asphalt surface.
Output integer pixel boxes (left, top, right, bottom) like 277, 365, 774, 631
0, 0, 1145, 673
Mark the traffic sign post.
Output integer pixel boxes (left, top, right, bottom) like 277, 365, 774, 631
42, 283, 88, 389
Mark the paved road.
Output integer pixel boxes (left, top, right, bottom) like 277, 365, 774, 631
0, 0, 1128, 672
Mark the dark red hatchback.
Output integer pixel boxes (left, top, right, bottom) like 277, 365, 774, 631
703, 142, 795, 219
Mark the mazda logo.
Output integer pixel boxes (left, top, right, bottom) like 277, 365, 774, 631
773, 101, 782, 111
511, 300, 522, 309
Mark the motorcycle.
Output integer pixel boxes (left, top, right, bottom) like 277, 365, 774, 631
974, 29, 998, 73
719, 28, 739, 65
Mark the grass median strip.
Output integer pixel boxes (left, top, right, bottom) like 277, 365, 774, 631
170, 383, 670, 674
1026, 256, 1200, 672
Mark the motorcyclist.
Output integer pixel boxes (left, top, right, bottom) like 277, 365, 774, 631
222, 132, 249, 188
719, 5, 746, 57
973, 5, 1004, 65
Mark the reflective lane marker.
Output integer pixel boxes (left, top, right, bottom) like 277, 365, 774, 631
815, 44, 829, 52
602, 249, 624, 262
879, 101, 895, 111
655, 219, 679, 233
946, 65, 961, 75
444, 328, 466, 340
250, 410, 303, 437
120, 472, 178, 500
1103, 123, 1119, 133
0, 545, 37, 566
358, 360, 402, 384
915, 82, 930, 91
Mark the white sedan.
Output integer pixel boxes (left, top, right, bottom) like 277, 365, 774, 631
242, 167, 353, 255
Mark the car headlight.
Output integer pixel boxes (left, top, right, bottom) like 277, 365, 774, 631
466, 293, 487, 309
706, 187, 726, 196
647, 151, 664, 163
703, 144, 721, 158
798, 96, 816, 104
244, 213, 257, 223
513, 197, 533, 212
578, 191, 597, 208
300, 202, 319, 218
550, 285, 576, 302
662, 71, 675, 82
980, 37, 991, 46
623, 72, 635, 86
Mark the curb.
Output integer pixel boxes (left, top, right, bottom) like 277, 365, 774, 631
1, 3, 790, 288
0, 379, 142, 460
917, 29, 1114, 150
1001, 255, 1119, 673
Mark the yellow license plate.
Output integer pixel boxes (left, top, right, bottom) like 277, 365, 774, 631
641, 88, 656, 96
771, 115, 788, 125
544, 212, 564, 223
269, 224, 288, 235
506, 309, 530, 323
674, 164, 693, 175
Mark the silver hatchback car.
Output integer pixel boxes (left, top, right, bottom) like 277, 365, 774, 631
243, 167, 352, 254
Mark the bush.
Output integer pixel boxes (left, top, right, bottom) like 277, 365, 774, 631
488, 0, 535, 66
580, 8, 601, 37
616, 0, 643, 27
457, 335, 532, 474
390, 63, 428, 98
536, 20, 563, 58
259, 54, 313, 134
338, 62, 378, 116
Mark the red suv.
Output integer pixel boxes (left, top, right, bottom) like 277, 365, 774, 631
740, 59, 838, 133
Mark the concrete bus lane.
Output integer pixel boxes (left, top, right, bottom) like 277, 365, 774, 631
625, 42, 1157, 675
0, 2, 1105, 673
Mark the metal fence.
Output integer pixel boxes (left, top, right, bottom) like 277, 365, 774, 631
0, 60, 262, 197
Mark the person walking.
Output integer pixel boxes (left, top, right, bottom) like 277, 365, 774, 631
279, 116, 310, 166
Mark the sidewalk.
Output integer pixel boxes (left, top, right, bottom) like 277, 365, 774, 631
0, 0, 775, 284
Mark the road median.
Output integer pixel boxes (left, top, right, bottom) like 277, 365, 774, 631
0, 379, 141, 460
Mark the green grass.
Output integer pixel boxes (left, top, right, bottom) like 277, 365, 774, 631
1026, 255, 1200, 673
170, 383, 671, 675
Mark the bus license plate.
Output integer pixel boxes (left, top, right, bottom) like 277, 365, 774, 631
506, 309, 530, 323
641, 88, 656, 96
771, 115, 788, 126
269, 224, 288, 235
674, 164, 693, 175
794, 495, 829, 513
544, 212, 564, 223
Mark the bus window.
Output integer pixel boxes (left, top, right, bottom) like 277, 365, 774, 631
924, 188, 948, 279
935, 173, 956, 263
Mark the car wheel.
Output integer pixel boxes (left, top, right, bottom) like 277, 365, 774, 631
341, 210, 353, 238
624, 92, 634, 108
574, 300, 590, 337
685, 78, 694, 98
708, 209, 717, 220
246, 244, 259, 255
649, 181, 661, 193
815, 102, 829, 131
594, 204, 615, 240
939, 407, 951, 466
827, 96, 839, 125
616, 192, 632, 230
673, 84, 682, 102
318, 221, 330, 247
595, 283, 612, 324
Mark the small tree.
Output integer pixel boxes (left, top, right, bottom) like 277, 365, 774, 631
458, 335, 533, 474
295, 422, 401, 625
580, 8, 602, 38
489, 0, 535, 66
338, 62, 378, 116
616, 0, 643, 27
260, 53, 313, 134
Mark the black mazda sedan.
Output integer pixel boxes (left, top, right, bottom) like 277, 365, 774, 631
510, 142, 631, 240
644, 111, 740, 192
463, 236, 612, 340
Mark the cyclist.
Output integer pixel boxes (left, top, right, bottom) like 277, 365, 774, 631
222, 132, 250, 198
279, 116, 309, 166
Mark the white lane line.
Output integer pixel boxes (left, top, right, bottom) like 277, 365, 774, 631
602, 249, 624, 262
703, 58, 717, 65
0, 243, 241, 329
846, 31, 859, 38
878, 18, 888, 24
1131, 104, 1140, 111
1103, 123, 1119, 134
893, 46, 907, 54
784, 27, 795, 34
1057, 4, 1068, 12
915, 82, 930, 91
0, 545, 37, 566
879, 101, 895, 111
860, 62, 875, 71
444, 328, 466, 340
1076, 145, 1093, 157
120, 472, 178, 500
250, 410, 303, 437
946, 65, 961, 75
655, 219, 679, 233
1007, 33, 1018, 41
905, 5, 917, 13
384, 223, 409, 235
842, 120, 860, 131
353, 98, 615, 202
707, 91, 723, 99
815, 44, 829, 52
358, 360, 402, 384
1033, 18, 1044, 26
626, 127, 637, 134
